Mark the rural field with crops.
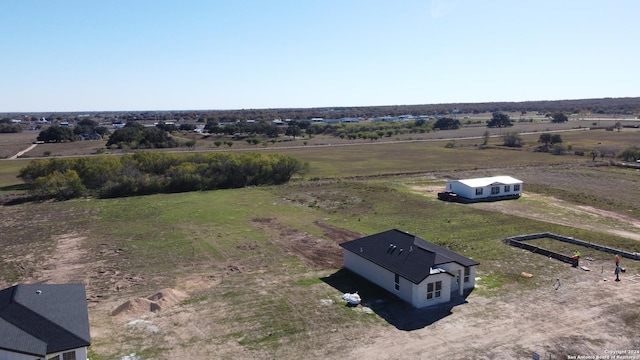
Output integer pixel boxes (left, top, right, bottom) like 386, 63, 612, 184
0, 123, 639, 359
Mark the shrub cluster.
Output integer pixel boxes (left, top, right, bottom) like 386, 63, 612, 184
18, 151, 307, 200
617, 146, 640, 162
106, 122, 179, 149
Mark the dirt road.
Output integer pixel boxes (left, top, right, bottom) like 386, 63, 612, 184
9, 143, 37, 159
349, 259, 640, 359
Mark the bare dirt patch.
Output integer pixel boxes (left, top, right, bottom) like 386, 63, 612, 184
350, 258, 640, 359
112, 288, 188, 320
252, 218, 363, 268
476, 193, 640, 241
8, 197, 639, 359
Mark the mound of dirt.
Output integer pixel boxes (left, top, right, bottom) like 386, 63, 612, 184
111, 298, 161, 317
111, 288, 188, 318
147, 288, 188, 308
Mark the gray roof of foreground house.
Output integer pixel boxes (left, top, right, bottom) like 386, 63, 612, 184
0, 284, 91, 356
340, 229, 479, 284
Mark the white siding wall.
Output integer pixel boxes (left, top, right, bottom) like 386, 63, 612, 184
46, 348, 87, 360
438, 263, 464, 293
447, 181, 522, 200
343, 250, 414, 305
465, 266, 477, 290
447, 181, 475, 199
412, 273, 451, 308
0, 349, 42, 360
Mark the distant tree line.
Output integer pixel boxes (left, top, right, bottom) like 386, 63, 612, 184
36, 119, 110, 143
191, 97, 640, 122
0, 119, 22, 133
18, 151, 308, 200
5, 97, 639, 126
106, 122, 178, 149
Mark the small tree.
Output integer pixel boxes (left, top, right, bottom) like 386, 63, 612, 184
615, 121, 623, 132
179, 123, 197, 132
487, 112, 512, 128
433, 117, 461, 130
551, 144, 567, 155
538, 133, 562, 152
551, 113, 568, 123
538, 133, 552, 147
285, 124, 302, 139
550, 134, 563, 144
37, 126, 76, 143
502, 131, 523, 147
482, 130, 490, 146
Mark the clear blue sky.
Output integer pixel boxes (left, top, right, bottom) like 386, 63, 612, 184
1, 0, 638, 112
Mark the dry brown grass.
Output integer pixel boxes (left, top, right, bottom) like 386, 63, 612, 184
0, 131, 38, 159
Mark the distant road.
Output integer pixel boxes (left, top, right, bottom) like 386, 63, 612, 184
578, 117, 640, 121
9, 144, 37, 160
3, 127, 592, 160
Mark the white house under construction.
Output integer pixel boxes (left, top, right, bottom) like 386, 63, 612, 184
340, 229, 479, 308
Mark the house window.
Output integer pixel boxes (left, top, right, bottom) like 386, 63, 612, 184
475, 188, 483, 195
514, 184, 521, 191
62, 352, 76, 360
491, 186, 500, 195
394, 273, 400, 291
504, 185, 510, 192
426, 281, 442, 299
464, 267, 470, 283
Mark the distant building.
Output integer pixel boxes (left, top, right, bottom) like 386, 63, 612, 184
340, 229, 479, 308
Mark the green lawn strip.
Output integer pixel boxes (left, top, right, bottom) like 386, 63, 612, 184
274, 142, 582, 178
0, 159, 29, 191
282, 180, 635, 296
215, 269, 377, 356
64, 187, 326, 289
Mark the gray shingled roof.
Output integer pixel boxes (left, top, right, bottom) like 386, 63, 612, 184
340, 229, 479, 284
0, 284, 91, 356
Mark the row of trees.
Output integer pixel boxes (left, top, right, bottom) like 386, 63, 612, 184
0, 121, 22, 133
487, 112, 568, 128
36, 119, 111, 143
18, 151, 308, 200
200, 113, 570, 142
106, 122, 178, 149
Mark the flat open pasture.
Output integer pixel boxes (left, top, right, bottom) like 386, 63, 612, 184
0, 121, 639, 359
0, 131, 38, 159
272, 140, 582, 178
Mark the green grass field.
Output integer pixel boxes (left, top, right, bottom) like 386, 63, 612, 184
0, 125, 639, 358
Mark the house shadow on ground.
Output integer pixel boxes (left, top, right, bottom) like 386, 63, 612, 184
321, 269, 471, 331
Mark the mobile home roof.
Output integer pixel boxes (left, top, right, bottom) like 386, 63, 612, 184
456, 176, 522, 188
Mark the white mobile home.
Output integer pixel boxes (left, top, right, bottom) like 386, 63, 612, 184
444, 176, 522, 202
340, 229, 479, 308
